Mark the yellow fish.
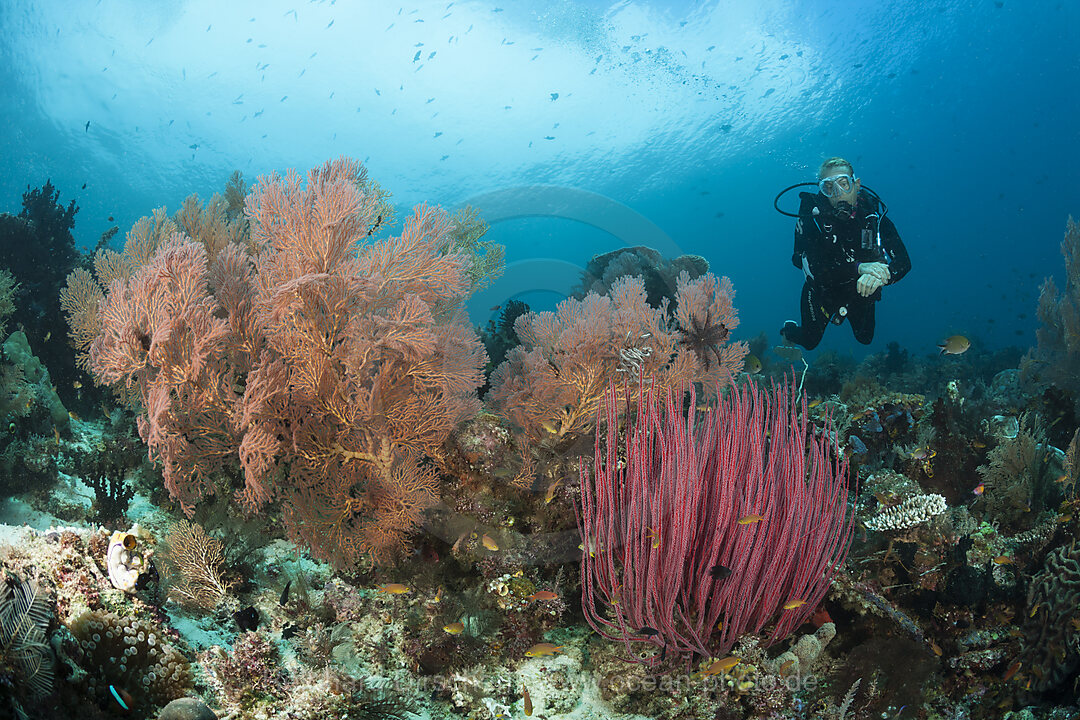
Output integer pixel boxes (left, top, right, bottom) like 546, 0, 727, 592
743, 353, 762, 374
524, 642, 563, 657
782, 599, 807, 610
544, 478, 562, 504
645, 527, 660, 549
523, 685, 532, 716
443, 622, 464, 635
938, 335, 970, 355
808, 397, 823, 409
698, 656, 740, 676
737, 514, 763, 525
377, 583, 411, 594
992, 555, 1014, 565
482, 534, 499, 551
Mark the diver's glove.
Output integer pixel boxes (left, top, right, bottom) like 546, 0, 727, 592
857, 262, 891, 283
857, 272, 885, 297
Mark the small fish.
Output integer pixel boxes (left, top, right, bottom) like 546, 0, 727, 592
80, 183, 86, 189
938, 335, 970, 355
778, 659, 795, 674
992, 555, 1013, 565
482, 534, 499, 551
550, 92, 559, 101
413, 50, 421, 61
189, 143, 199, 150
929, 639, 943, 656
377, 583, 411, 594
807, 397, 823, 409
544, 477, 562, 504
523, 684, 532, 715
909, 447, 934, 461
644, 527, 660, 549
524, 642, 563, 657
233, 605, 260, 631
698, 656, 740, 676
280, 580, 291, 606
743, 353, 762, 374
737, 514, 763, 525
1002, 660, 1022, 681
782, 599, 806, 610
708, 563, 732, 580
108, 684, 133, 711
527, 590, 558, 601
972, 483, 985, 496
85, 120, 90, 132
637, 626, 659, 637
443, 621, 464, 634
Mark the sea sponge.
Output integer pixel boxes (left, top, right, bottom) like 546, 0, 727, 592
772, 622, 836, 677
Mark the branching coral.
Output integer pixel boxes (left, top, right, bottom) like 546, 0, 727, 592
488, 271, 748, 444
61, 158, 494, 567
1027, 217, 1080, 412
157, 520, 232, 610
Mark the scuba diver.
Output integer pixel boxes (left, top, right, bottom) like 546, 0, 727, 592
775, 157, 911, 350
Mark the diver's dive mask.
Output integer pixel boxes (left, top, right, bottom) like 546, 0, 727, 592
818, 173, 855, 198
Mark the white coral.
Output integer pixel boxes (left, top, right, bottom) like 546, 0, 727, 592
865, 493, 947, 531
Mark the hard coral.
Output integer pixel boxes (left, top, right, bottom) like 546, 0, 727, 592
1018, 540, 1080, 697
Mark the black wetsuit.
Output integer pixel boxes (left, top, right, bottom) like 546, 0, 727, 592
782, 189, 911, 350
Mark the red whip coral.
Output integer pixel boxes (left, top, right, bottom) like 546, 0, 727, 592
578, 378, 854, 665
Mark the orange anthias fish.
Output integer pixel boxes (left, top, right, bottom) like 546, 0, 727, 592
527, 590, 559, 601
524, 642, 563, 657
737, 514, 764, 525
698, 656, 740, 677
377, 583, 411, 594
782, 599, 807, 610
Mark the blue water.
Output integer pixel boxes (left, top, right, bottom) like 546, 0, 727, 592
1, 0, 1077, 359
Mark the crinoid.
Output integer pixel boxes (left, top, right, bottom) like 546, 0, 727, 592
0, 574, 54, 720
677, 308, 730, 370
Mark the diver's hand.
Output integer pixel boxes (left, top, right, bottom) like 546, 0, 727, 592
857, 262, 891, 283
857, 273, 884, 297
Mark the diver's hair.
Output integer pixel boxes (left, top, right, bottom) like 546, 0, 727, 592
819, 157, 854, 179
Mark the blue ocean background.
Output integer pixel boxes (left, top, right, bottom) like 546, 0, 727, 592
1, 0, 1077, 360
